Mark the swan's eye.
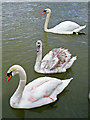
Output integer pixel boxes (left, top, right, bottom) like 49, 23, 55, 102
43, 10, 47, 12
7, 71, 12, 77
37, 42, 40, 44
42, 10, 47, 15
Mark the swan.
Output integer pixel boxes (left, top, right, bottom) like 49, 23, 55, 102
42, 8, 86, 34
7, 65, 73, 109
34, 40, 77, 74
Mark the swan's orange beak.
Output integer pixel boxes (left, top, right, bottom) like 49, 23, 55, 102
42, 12, 46, 15
7, 74, 12, 82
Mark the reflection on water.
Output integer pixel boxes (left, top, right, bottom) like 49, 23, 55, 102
2, 2, 88, 118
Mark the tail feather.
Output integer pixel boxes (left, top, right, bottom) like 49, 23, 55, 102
65, 56, 77, 69
50, 78, 73, 100
56, 78, 73, 94
73, 25, 86, 33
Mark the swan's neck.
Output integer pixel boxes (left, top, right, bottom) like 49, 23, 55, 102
35, 47, 42, 72
44, 12, 51, 32
10, 68, 27, 108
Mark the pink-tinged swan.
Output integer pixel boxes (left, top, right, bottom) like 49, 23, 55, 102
42, 8, 86, 34
7, 65, 73, 109
34, 40, 77, 74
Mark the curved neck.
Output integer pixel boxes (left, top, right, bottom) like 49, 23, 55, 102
35, 46, 42, 72
44, 11, 51, 32
10, 67, 27, 108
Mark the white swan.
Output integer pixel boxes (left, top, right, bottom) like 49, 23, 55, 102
7, 65, 73, 109
34, 40, 77, 74
42, 8, 86, 34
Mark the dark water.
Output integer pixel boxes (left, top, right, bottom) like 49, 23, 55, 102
2, 2, 88, 118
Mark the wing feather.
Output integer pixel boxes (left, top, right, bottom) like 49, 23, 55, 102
41, 48, 72, 70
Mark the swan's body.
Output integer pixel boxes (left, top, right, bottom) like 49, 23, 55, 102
89, 93, 90, 100
34, 40, 77, 74
42, 8, 86, 34
7, 65, 73, 109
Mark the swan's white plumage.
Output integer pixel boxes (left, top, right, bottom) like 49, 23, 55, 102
7, 65, 73, 109
34, 40, 77, 74
19, 77, 72, 108
42, 8, 86, 34
89, 93, 90, 100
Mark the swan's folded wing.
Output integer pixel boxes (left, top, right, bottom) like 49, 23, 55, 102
41, 48, 72, 70
52, 21, 80, 32
27, 79, 62, 102
21, 77, 62, 103
41, 50, 59, 70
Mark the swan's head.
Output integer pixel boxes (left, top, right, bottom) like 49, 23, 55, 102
7, 65, 24, 82
42, 8, 51, 15
36, 40, 42, 53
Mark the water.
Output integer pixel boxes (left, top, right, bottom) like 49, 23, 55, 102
2, 2, 88, 118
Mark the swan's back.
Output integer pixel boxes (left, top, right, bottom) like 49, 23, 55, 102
55, 21, 80, 31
